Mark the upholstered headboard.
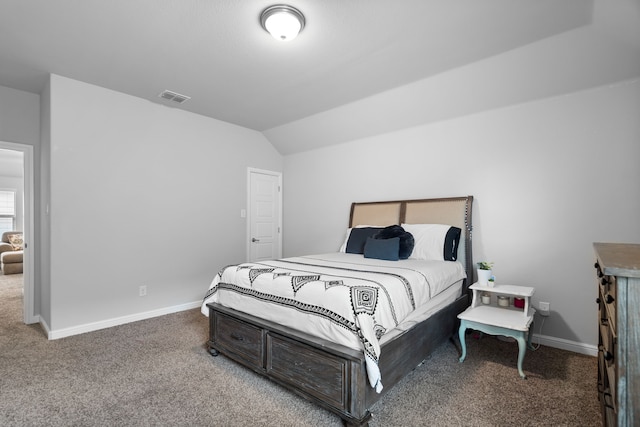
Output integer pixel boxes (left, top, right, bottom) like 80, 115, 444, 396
349, 196, 474, 283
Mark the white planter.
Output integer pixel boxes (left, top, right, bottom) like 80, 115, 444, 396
477, 269, 492, 286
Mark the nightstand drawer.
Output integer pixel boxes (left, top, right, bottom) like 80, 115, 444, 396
214, 312, 264, 369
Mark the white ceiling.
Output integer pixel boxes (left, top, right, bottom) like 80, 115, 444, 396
0, 0, 595, 136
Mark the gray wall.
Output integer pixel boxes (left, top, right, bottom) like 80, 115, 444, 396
279, 12, 640, 352
44, 75, 283, 333
282, 78, 640, 351
0, 85, 40, 145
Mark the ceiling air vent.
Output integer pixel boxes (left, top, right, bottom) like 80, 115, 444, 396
158, 90, 191, 104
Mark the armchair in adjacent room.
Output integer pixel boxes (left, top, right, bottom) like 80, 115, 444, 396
0, 231, 23, 275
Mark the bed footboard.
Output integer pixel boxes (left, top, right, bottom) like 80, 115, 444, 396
207, 296, 466, 426
208, 302, 372, 426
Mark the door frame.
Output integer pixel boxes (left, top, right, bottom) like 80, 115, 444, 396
0, 141, 36, 324
246, 168, 282, 262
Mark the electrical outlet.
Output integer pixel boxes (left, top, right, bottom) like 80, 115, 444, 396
538, 301, 550, 316
139, 285, 147, 297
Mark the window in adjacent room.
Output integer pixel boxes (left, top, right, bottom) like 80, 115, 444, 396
0, 190, 16, 235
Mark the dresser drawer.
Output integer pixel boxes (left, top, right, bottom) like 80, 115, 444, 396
599, 279, 617, 334
599, 321, 615, 364
599, 323, 617, 413
213, 312, 264, 369
597, 289, 609, 328
266, 332, 349, 411
593, 244, 640, 427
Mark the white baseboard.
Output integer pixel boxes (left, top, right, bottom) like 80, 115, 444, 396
41, 302, 599, 357
532, 333, 598, 357
46, 301, 202, 340
39, 316, 51, 337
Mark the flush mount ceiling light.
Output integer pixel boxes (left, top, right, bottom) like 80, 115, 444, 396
260, 4, 305, 41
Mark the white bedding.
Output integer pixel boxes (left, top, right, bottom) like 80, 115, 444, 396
201, 252, 466, 392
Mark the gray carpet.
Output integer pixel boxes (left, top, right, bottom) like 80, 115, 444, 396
0, 273, 600, 426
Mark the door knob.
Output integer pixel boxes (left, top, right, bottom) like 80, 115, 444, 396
252, 238, 260, 242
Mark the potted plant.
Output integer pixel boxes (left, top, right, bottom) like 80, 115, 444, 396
476, 261, 493, 286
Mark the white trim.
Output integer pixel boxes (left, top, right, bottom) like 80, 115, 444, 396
39, 316, 51, 338
532, 333, 598, 356
246, 167, 283, 262
46, 301, 202, 340
0, 141, 36, 324
41, 299, 599, 358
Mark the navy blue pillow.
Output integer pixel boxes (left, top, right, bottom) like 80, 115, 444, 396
364, 237, 400, 261
346, 227, 382, 254
444, 226, 462, 261
372, 225, 415, 259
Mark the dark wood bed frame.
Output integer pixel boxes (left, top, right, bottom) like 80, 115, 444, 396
207, 196, 474, 426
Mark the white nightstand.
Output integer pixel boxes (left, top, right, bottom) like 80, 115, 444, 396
458, 282, 536, 378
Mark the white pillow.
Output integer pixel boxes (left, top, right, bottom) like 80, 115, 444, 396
401, 223, 455, 261
339, 228, 353, 252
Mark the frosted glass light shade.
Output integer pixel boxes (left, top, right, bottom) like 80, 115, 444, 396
260, 5, 305, 41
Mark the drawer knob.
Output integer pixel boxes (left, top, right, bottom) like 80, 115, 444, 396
596, 297, 601, 304
230, 333, 245, 341
604, 351, 614, 361
605, 294, 615, 304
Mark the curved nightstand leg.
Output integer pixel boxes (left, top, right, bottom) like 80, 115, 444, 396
515, 333, 527, 379
458, 321, 468, 363
527, 321, 535, 350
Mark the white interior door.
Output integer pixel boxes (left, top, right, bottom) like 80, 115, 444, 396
248, 168, 282, 262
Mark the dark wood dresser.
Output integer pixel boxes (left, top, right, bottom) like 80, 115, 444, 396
593, 243, 640, 427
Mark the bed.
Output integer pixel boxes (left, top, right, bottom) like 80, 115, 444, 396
202, 196, 474, 426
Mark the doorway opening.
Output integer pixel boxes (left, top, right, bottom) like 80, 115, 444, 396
0, 142, 35, 324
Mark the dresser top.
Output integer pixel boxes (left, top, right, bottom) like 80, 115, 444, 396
594, 242, 640, 278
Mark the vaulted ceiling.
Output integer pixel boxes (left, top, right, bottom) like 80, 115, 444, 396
1, 1, 637, 155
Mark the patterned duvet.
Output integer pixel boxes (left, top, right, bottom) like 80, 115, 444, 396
201, 252, 466, 392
